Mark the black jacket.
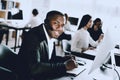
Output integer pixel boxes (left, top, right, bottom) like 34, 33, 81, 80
18, 24, 66, 80
88, 26, 103, 41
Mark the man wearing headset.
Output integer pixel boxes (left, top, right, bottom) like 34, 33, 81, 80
18, 10, 77, 80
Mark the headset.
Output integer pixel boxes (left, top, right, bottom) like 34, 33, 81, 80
44, 18, 54, 31
44, 11, 64, 31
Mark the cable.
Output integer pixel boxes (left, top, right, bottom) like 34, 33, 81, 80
103, 64, 112, 69
114, 68, 120, 80
101, 64, 120, 80
100, 64, 112, 71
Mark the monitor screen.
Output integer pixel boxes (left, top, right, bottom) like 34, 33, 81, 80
7, 9, 23, 20
68, 17, 79, 26
89, 30, 115, 74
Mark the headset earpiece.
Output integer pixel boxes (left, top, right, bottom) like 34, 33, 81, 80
44, 19, 49, 25
44, 19, 53, 30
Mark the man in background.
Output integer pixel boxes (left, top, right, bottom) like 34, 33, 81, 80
25, 8, 41, 28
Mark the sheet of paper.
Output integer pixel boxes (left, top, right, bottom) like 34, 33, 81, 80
66, 65, 86, 76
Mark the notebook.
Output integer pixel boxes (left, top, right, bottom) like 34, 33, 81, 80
66, 65, 86, 76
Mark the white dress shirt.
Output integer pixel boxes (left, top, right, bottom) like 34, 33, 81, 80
27, 15, 41, 28
71, 28, 99, 53
64, 21, 72, 31
43, 25, 55, 59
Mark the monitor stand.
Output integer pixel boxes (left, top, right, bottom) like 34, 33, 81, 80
100, 49, 118, 80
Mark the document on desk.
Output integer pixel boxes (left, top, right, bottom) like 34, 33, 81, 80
66, 65, 86, 76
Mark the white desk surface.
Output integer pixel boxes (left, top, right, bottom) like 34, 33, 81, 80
84, 49, 98, 56
74, 57, 120, 80
84, 48, 120, 56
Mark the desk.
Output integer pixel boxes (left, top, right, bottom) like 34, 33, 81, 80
74, 57, 120, 80
55, 41, 120, 80
52, 56, 120, 80
52, 46, 120, 80
0, 24, 31, 51
84, 48, 120, 67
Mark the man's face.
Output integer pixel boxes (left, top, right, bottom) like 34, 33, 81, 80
48, 15, 64, 38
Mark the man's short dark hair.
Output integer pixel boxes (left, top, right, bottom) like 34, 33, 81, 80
78, 14, 91, 30
32, 9, 39, 16
44, 10, 64, 28
45, 10, 64, 21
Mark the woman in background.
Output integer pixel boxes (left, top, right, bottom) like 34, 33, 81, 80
71, 14, 103, 53
63, 13, 72, 31
88, 18, 104, 41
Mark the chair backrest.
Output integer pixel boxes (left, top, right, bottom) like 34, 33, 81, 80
62, 40, 71, 54
0, 44, 18, 72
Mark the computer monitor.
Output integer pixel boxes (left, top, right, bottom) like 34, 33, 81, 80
7, 9, 23, 20
68, 17, 79, 26
89, 29, 115, 74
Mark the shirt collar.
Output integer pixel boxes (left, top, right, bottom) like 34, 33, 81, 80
43, 24, 56, 42
43, 24, 51, 42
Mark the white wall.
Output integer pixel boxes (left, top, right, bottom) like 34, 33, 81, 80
19, 0, 32, 26
31, 0, 50, 24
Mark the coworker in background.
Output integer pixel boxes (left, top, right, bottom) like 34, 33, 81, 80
21, 9, 41, 39
57, 13, 72, 45
18, 10, 77, 80
64, 13, 72, 31
25, 8, 41, 28
71, 14, 103, 53
88, 18, 104, 41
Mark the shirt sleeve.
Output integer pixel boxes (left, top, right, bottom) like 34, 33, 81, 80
89, 34, 99, 47
71, 33, 82, 53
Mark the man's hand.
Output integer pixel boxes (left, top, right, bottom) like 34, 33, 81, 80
64, 59, 78, 70
98, 34, 104, 43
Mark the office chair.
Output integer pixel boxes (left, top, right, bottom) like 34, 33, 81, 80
0, 28, 9, 45
61, 40, 87, 65
61, 39, 71, 55
0, 44, 18, 80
